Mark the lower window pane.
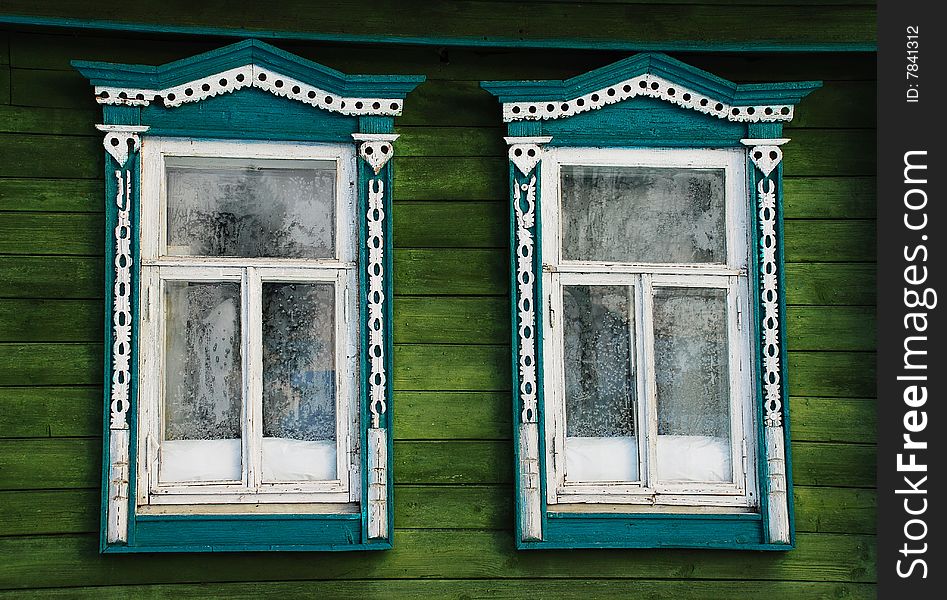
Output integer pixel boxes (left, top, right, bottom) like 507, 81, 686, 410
653, 286, 732, 483
161, 281, 243, 483
262, 282, 338, 481
562, 285, 638, 482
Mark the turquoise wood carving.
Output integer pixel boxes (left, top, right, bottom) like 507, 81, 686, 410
74, 39, 423, 553
483, 53, 819, 550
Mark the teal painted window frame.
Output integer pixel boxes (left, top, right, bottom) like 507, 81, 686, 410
482, 53, 820, 550
73, 39, 423, 553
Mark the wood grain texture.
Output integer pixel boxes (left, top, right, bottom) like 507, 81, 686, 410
0, 27, 875, 595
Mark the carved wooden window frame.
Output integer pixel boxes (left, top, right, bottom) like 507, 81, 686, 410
482, 53, 820, 550
74, 39, 423, 553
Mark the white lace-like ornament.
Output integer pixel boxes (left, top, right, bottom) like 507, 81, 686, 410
502, 74, 794, 124
354, 133, 399, 175
366, 178, 387, 428
514, 176, 538, 424
758, 177, 782, 428
95, 64, 404, 117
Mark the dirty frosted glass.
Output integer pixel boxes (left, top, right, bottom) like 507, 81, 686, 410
561, 166, 727, 264
162, 281, 242, 482
652, 286, 732, 482
563, 285, 637, 438
166, 158, 336, 258
262, 282, 337, 480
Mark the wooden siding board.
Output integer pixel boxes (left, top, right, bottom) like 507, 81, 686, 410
0, 3, 877, 47
0, 28, 875, 596
0, 485, 875, 538
0, 580, 879, 600
0, 531, 876, 588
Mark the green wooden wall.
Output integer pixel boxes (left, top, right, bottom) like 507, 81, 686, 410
0, 23, 876, 599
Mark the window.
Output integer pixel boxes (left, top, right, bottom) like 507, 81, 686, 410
543, 148, 755, 508
137, 140, 359, 507
482, 52, 821, 549
75, 39, 424, 552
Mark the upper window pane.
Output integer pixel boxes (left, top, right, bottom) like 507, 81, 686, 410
561, 165, 727, 264
166, 157, 336, 258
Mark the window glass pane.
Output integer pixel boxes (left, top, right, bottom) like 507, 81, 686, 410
561, 165, 727, 264
563, 285, 638, 482
161, 281, 242, 483
653, 286, 732, 482
262, 282, 337, 481
166, 157, 336, 258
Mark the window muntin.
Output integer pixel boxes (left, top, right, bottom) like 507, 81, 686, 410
138, 139, 358, 508
542, 148, 756, 508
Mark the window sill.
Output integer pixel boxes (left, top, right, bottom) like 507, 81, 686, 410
102, 512, 387, 553
518, 511, 793, 551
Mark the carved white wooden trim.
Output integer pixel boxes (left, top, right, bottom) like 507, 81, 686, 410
505, 136, 552, 176
514, 175, 538, 424
353, 133, 399, 175
742, 138, 790, 177
367, 427, 388, 539
502, 74, 794, 123
106, 162, 136, 544
96, 125, 148, 168
110, 168, 134, 431
94, 64, 405, 117
365, 178, 387, 428
364, 171, 389, 540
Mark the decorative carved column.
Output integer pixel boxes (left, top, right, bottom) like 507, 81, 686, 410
506, 136, 551, 542
97, 124, 148, 545
742, 137, 791, 544
353, 133, 397, 541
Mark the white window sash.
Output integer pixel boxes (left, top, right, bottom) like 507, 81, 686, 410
541, 147, 758, 508
137, 138, 360, 507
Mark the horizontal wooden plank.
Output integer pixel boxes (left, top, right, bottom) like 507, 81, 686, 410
788, 351, 875, 398
784, 263, 875, 306
0, 213, 102, 255
0, 579, 877, 599
0, 299, 102, 342
0, 104, 98, 135
12, 32, 878, 81
394, 440, 512, 485
0, 436, 872, 490
0, 579, 878, 600
782, 129, 875, 177
393, 296, 509, 345
786, 306, 875, 351
394, 344, 510, 392
790, 397, 876, 444
0, 530, 876, 586
0, 257, 104, 299
788, 81, 875, 129
792, 442, 875, 488
0, 483, 875, 538
0, 179, 103, 213
393, 201, 506, 248
783, 177, 875, 219
783, 220, 874, 263
393, 249, 508, 295
0, 133, 101, 179
0, 343, 101, 386
794, 486, 876, 536
0, 386, 101, 438
1, 3, 877, 47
